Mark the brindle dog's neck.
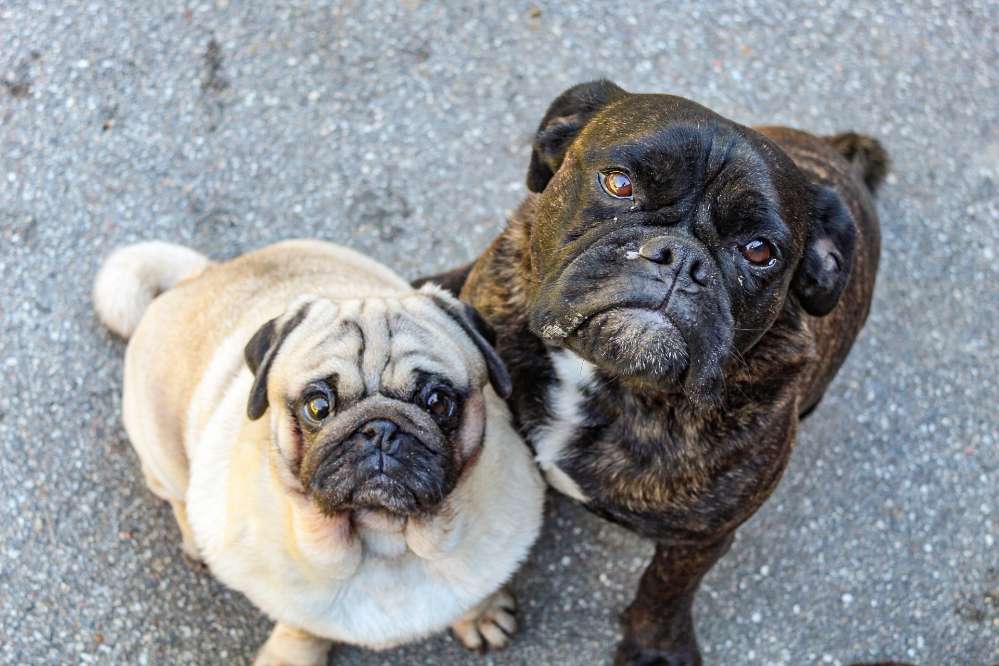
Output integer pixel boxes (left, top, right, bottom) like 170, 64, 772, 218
462, 196, 817, 543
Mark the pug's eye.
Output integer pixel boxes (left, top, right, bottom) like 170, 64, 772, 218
599, 170, 633, 199
307, 396, 330, 420
740, 239, 776, 267
302, 388, 333, 424
420, 386, 456, 420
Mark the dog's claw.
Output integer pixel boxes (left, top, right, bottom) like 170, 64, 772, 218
451, 588, 518, 653
182, 552, 207, 572
180, 539, 207, 572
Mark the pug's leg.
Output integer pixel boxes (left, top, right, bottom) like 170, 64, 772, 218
451, 587, 518, 652
615, 533, 734, 666
254, 623, 332, 666
139, 462, 203, 568
168, 499, 202, 566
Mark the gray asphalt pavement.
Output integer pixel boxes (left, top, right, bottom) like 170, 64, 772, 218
2, 1, 997, 664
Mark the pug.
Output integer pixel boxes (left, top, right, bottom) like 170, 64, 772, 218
93, 239, 545, 665
416, 80, 887, 665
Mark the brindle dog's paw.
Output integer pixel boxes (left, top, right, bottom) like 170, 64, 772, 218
614, 639, 701, 666
451, 587, 518, 653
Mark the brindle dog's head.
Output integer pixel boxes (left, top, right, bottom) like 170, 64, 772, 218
242, 285, 511, 518
524, 80, 857, 402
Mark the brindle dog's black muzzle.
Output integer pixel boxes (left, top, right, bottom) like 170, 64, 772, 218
529, 228, 734, 403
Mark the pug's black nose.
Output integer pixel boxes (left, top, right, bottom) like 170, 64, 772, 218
357, 419, 401, 456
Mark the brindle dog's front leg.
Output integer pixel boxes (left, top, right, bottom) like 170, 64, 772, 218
615, 533, 734, 666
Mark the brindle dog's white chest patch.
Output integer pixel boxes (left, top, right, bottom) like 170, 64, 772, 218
529, 349, 594, 502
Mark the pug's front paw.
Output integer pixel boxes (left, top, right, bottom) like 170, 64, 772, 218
253, 623, 331, 666
450, 587, 518, 653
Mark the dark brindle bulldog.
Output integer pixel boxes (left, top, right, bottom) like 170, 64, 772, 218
417, 80, 887, 665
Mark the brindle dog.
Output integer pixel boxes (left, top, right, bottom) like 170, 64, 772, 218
417, 80, 887, 665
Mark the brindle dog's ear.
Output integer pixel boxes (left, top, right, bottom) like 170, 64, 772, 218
244, 305, 311, 420
527, 79, 628, 193
793, 185, 858, 317
429, 292, 513, 400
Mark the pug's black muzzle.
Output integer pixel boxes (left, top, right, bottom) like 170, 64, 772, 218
302, 402, 457, 517
529, 229, 734, 401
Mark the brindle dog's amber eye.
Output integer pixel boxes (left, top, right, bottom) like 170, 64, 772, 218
305, 394, 331, 421
600, 170, 633, 199
740, 239, 775, 266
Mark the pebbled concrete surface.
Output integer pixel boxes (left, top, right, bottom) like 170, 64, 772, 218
1, 1, 997, 664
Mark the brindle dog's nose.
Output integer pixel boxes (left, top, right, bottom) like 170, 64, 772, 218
357, 419, 402, 456
638, 237, 675, 265
637, 237, 710, 287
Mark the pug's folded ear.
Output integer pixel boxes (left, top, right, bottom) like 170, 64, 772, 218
244, 303, 312, 420
421, 285, 512, 399
793, 185, 858, 317
527, 79, 628, 193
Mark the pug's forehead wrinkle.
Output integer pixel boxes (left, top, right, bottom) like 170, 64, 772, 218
355, 299, 393, 395
380, 306, 472, 393
271, 299, 328, 374
271, 295, 482, 407
298, 355, 362, 400
401, 301, 477, 367
385, 353, 464, 395
270, 300, 357, 402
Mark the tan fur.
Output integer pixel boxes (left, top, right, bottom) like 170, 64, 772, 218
94, 241, 211, 338
95, 239, 545, 662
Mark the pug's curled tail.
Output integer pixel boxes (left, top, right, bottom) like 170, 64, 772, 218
93, 241, 211, 339
825, 132, 890, 195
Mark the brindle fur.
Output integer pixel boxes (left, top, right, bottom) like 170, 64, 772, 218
420, 82, 885, 665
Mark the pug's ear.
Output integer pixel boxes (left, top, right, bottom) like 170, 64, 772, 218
244, 304, 311, 420
793, 185, 857, 317
423, 287, 513, 400
527, 79, 628, 193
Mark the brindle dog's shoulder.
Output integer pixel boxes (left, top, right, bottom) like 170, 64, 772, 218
462, 197, 555, 433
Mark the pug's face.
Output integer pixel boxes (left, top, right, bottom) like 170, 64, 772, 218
243, 288, 510, 518
524, 81, 858, 402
